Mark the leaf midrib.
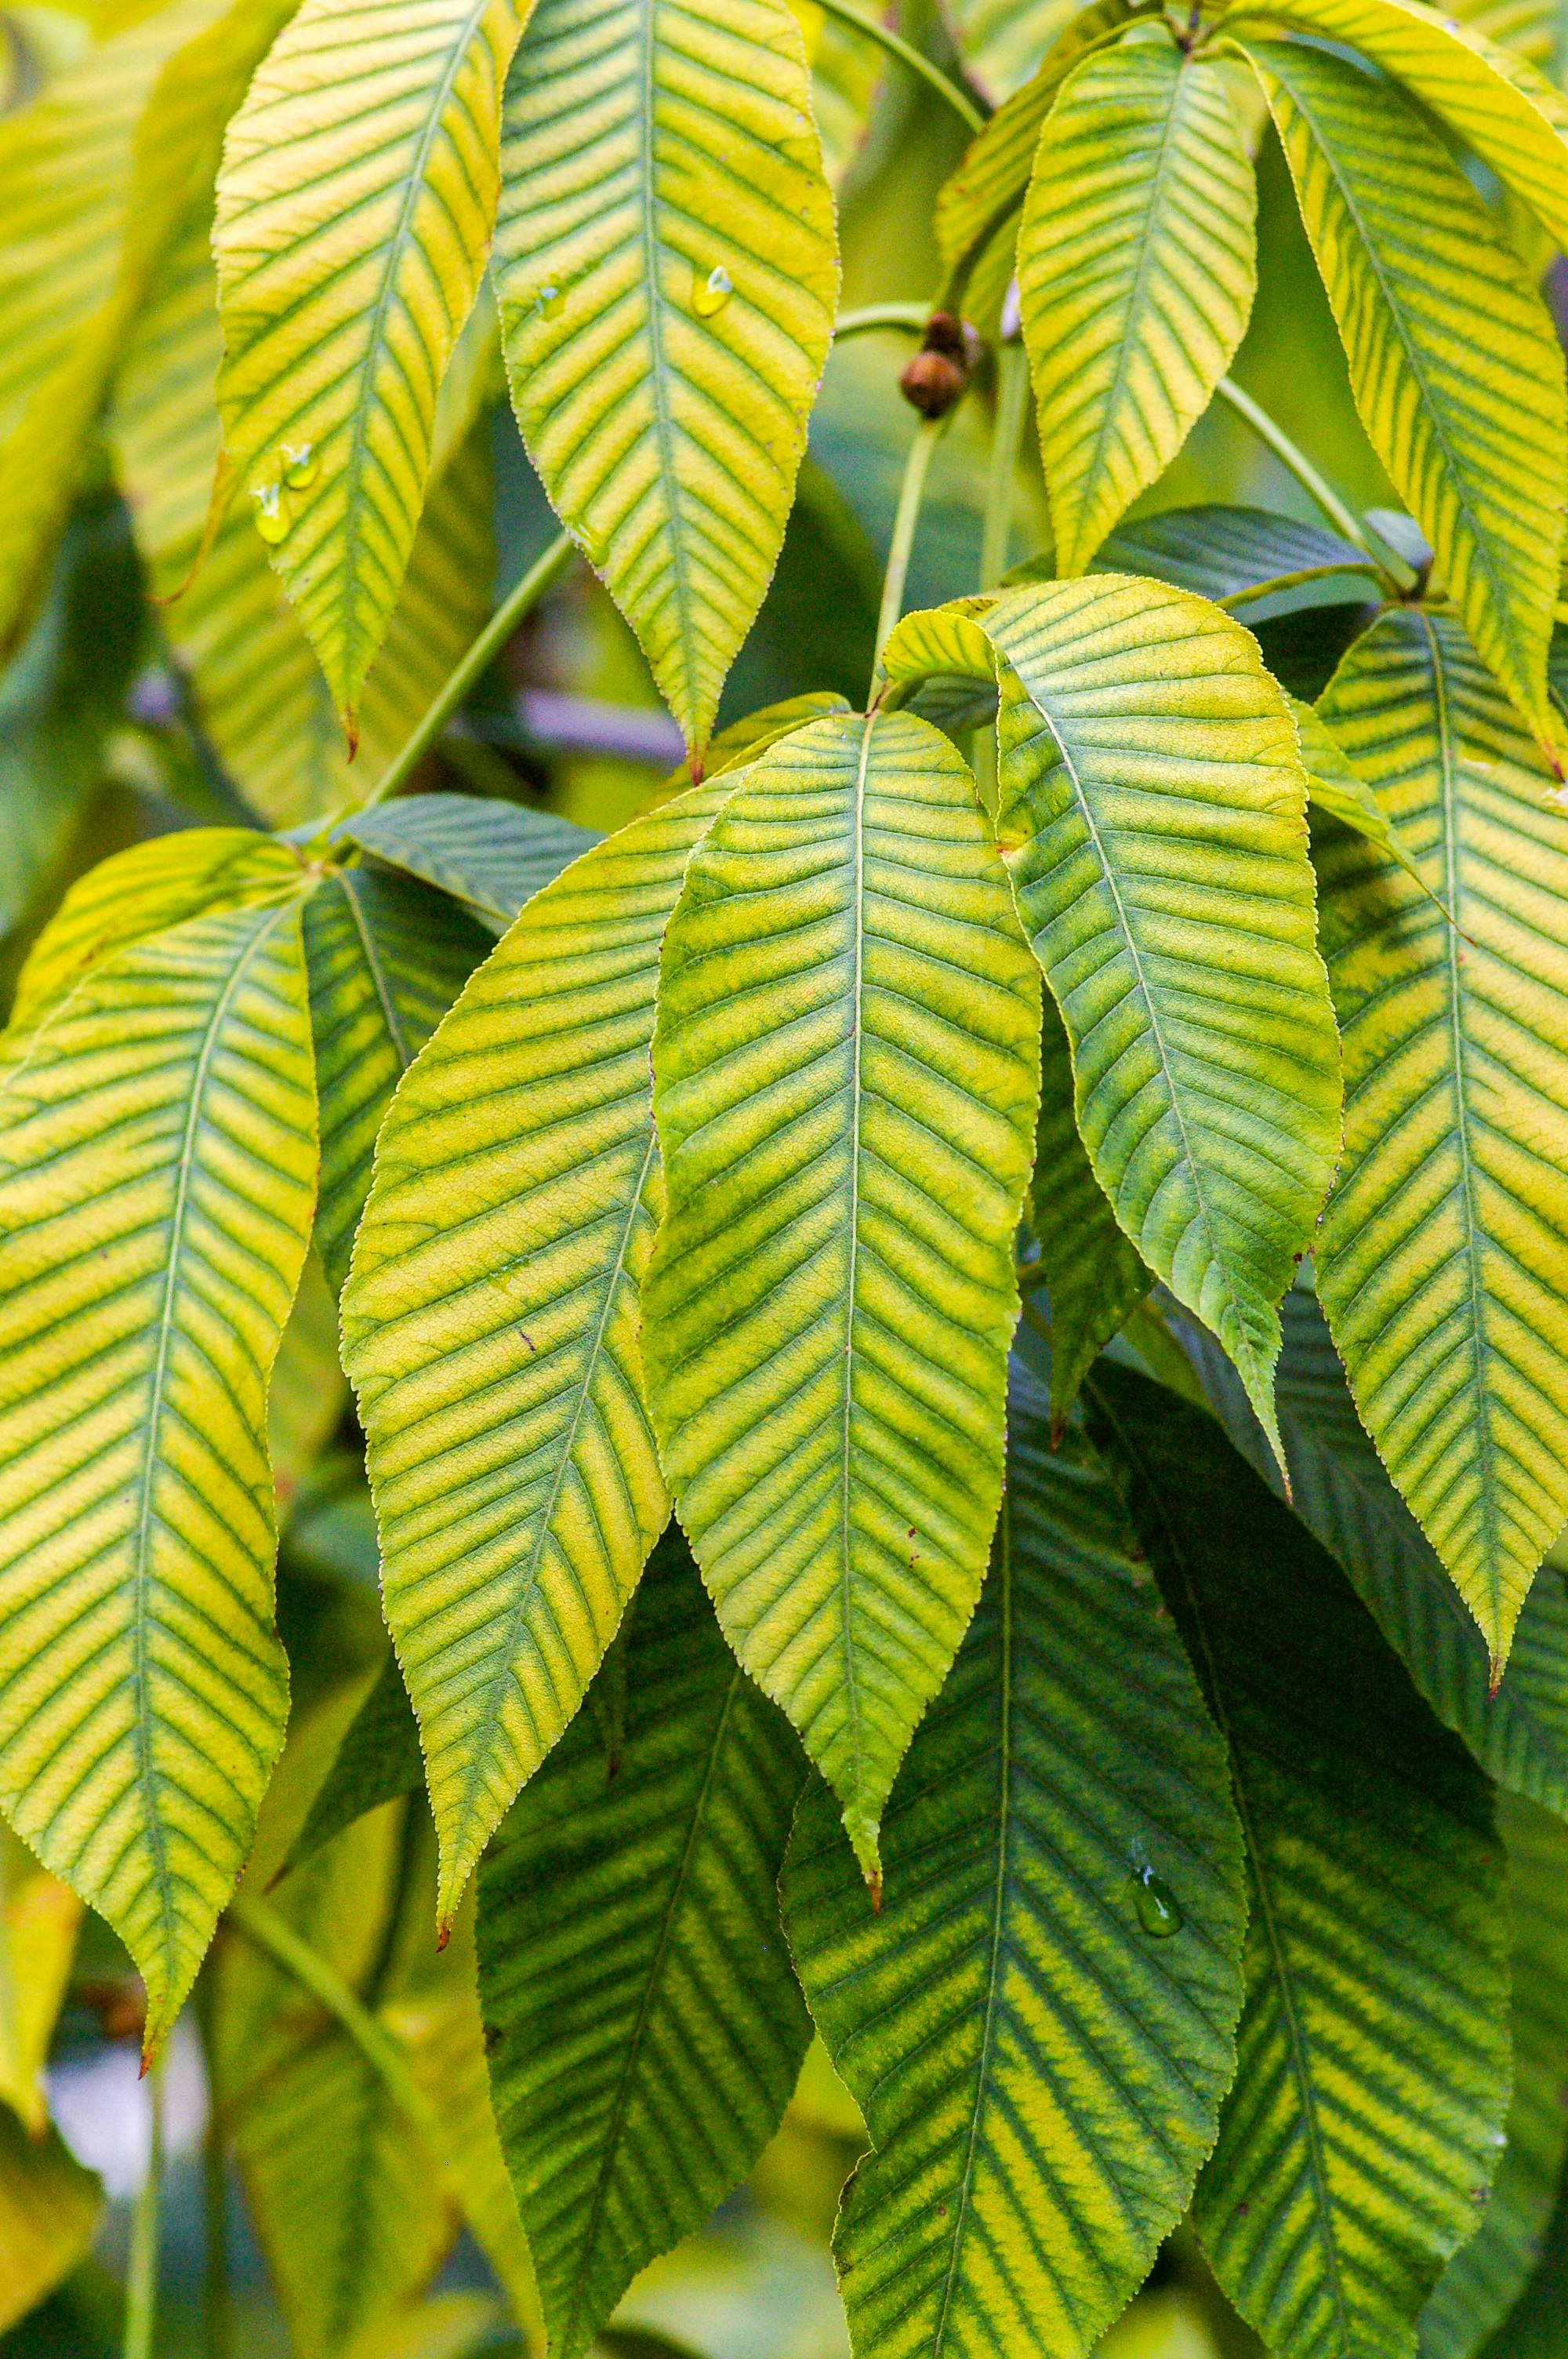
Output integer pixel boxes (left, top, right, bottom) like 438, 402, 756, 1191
836, 711, 873, 1849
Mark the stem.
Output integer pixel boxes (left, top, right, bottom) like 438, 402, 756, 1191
874, 415, 947, 678
810, 0, 985, 133
980, 340, 1031, 590
1216, 561, 1382, 610
123, 2054, 163, 2359
1213, 376, 1374, 554
197, 1972, 230, 2359
356, 529, 576, 816
835, 302, 931, 340
227, 1892, 441, 2146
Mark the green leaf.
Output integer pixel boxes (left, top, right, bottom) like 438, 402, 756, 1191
1090, 1361, 1512, 2359
782, 1357, 1247, 2359
0, 903, 317, 2048
933, 0, 1141, 292
336, 796, 602, 936
476, 1529, 811, 2359
946, 0, 1102, 100
1019, 37, 1257, 577
1423, 1795, 1568, 2359
1183, 1281, 1568, 1841
302, 866, 491, 1296
986, 574, 1341, 1458
1238, 35, 1567, 741
213, 0, 529, 731
1478, 2164, 1568, 2356
0, 489, 143, 939
343, 781, 731, 1928
278, 1648, 425, 1885
490, 0, 840, 752
1313, 609, 1568, 1666
1291, 692, 1435, 898
644, 710, 1040, 1882
0, 2109, 100, 2334
1090, 501, 1381, 610
1029, 992, 1152, 1427
789, 0, 883, 186
268, 1249, 350, 1508
1221, 0, 1568, 256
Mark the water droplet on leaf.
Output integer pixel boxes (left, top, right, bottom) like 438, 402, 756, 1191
537, 283, 565, 321
1131, 1864, 1182, 1938
281, 442, 318, 489
694, 264, 733, 318
251, 482, 287, 544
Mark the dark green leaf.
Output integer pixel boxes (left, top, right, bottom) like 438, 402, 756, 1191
277, 1648, 426, 1888
782, 1358, 1247, 2359
337, 794, 603, 935
1090, 502, 1379, 612
476, 1529, 811, 2359
1089, 1361, 1512, 2359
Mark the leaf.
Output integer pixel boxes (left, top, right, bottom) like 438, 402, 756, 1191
1019, 37, 1258, 577
0, 489, 143, 940
1478, 2163, 1568, 2355
1312, 608, 1568, 1667
476, 1529, 811, 2359
1221, 0, 1568, 255
1422, 1795, 1568, 2359
933, 0, 1142, 286
1089, 1361, 1512, 2359
788, 0, 882, 185
336, 796, 603, 936
946, 0, 1100, 100
268, 1249, 350, 1506
12, 828, 306, 1027
644, 710, 1041, 1881
1292, 692, 1435, 897
489, 0, 840, 752
114, 209, 497, 827
1238, 35, 1567, 740
0, 1822, 81, 2137
1029, 991, 1152, 1427
1181, 1281, 1568, 1844
1090, 501, 1380, 609
343, 780, 732, 1928
0, 903, 317, 2048
0, 2110, 100, 2334
303, 866, 491, 1295
782, 1357, 1247, 2359
212, 0, 528, 732
222, 1803, 467, 2359
280, 1648, 425, 1883
985, 573, 1341, 1458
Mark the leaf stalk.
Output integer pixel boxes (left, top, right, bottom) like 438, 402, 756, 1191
809, 0, 986, 132
1213, 376, 1375, 556
875, 415, 949, 679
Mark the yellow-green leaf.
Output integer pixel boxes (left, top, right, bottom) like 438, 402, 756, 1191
789, 0, 882, 185
643, 710, 1041, 1881
1019, 35, 1258, 577
213, 0, 528, 732
0, 2110, 100, 2334
342, 783, 730, 1928
947, 0, 1095, 100
1291, 690, 1433, 896
490, 0, 839, 753
985, 574, 1341, 1458
0, 904, 317, 2048
1239, 35, 1566, 738
0, 1823, 81, 2138
1314, 608, 1568, 1667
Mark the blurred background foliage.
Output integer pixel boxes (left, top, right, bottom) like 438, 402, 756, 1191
0, 0, 1552, 2352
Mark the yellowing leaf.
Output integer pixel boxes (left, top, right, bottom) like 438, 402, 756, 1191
644, 711, 1041, 1881
490, 0, 839, 752
1240, 35, 1566, 741
789, 0, 882, 185
0, 905, 317, 2048
213, 0, 528, 732
1020, 36, 1257, 576
343, 784, 731, 1928
985, 575, 1341, 1457
1314, 609, 1568, 1668
0, 1823, 81, 2137
0, 2111, 100, 2333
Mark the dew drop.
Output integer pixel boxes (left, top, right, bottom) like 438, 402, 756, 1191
281, 441, 319, 489
1131, 1863, 1183, 1938
536, 283, 566, 321
693, 263, 733, 318
251, 482, 287, 544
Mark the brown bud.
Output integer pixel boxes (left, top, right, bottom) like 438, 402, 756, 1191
900, 347, 967, 418
899, 310, 980, 417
